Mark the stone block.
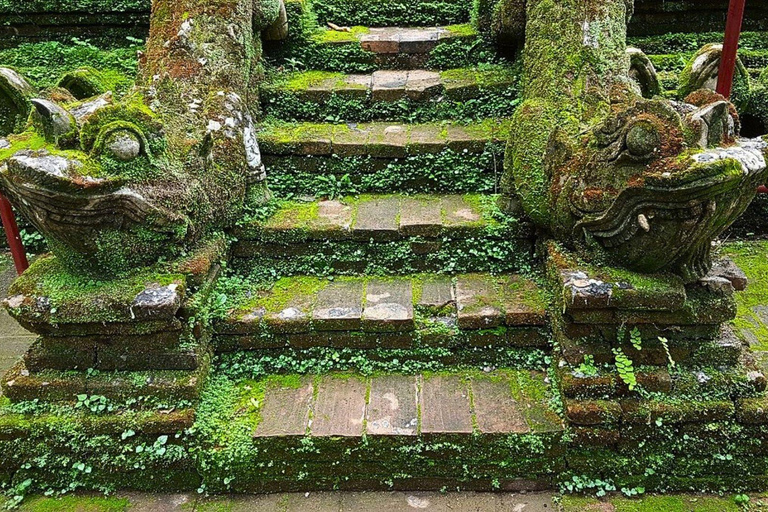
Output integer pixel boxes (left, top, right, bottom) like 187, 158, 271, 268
313, 280, 364, 331
399, 196, 442, 237
472, 374, 529, 434
371, 70, 408, 102
416, 277, 455, 314
366, 374, 418, 436
253, 376, 313, 438
565, 399, 623, 426
352, 195, 400, 240
311, 374, 367, 437
366, 123, 408, 158
362, 279, 414, 332
407, 124, 447, 154
455, 274, 502, 329
420, 374, 473, 435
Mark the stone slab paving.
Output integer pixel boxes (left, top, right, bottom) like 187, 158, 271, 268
253, 371, 561, 441
219, 273, 546, 336
359, 27, 452, 55
258, 120, 507, 158
265, 68, 514, 103
247, 194, 518, 243
0, 260, 35, 397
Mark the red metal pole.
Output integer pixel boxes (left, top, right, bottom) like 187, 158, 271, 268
0, 194, 29, 275
717, 0, 747, 98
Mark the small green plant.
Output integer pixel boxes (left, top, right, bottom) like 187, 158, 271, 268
315, 173, 356, 199
575, 355, 599, 377
658, 336, 676, 368
75, 394, 111, 413
630, 327, 642, 351
613, 348, 637, 391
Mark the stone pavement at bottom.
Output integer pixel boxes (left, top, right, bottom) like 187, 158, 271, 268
0, 258, 34, 396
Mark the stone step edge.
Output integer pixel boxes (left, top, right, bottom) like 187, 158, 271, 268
261, 67, 515, 103
1, 353, 211, 404
231, 194, 529, 242
251, 371, 563, 440
257, 120, 508, 157
215, 273, 549, 335
0, 408, 195, 440
312, 24, 476, 53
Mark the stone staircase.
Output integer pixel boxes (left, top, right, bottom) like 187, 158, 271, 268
191, 5, 565, 493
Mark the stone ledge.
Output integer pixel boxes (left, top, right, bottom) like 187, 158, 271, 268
214, 273, 548, 336
258, 120, 508, 158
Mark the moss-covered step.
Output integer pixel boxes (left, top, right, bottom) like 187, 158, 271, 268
0, 401, 199, 493
270, 23, 494, 73
259, 120, 507, 195
194, 370, 563, 492
1, 350, 210, 403
231, 194, 534, 274
312, 0, 471, 29
547, 241, 739, 326
260, 66, 518, 122
212, 272, 549, 352
559, 355, 767, 402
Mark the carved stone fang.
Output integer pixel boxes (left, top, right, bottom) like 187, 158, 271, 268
637, 213, 650, 232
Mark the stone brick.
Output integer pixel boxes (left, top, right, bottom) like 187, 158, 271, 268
399, 196, 442, 237
366, 374, 418, 436
407, 124, 447, 154
456, 274, 502, 329
441, 195, 482, 232
353, 195, 400, 240
472, 374, 529, 434
398, 28, 440, 53
332, 124, 371, 156
372, 70, 408, 102
359, 29, 399, 54
420, 374, 473, 435
313, 280, 364, 331
499, 275, 547, 326
405, 70, 441, 100
445, 124, 487, 152
416, 277, 455, 314
565, 400, 623, 426
311, 375, 367, 437
366, 123, 408, 158
253, 376, 313, 438
362, 279, 414, 332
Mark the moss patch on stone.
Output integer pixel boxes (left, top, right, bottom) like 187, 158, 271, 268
721, 241, 768, 351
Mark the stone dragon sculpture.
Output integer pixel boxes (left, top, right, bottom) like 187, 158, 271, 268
501, 0, 768, 283
0, 0, 286, 276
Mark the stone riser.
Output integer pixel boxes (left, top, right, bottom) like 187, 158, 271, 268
213, 327, 551, 352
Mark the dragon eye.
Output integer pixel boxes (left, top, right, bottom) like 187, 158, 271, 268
626, 121, 661, 158
104, 130, 142, 162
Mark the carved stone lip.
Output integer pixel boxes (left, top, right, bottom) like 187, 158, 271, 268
0, 152, 177, 237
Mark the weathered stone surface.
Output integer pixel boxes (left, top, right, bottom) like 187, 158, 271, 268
499, 275, 547, 326
312, 375, 367, 437
371, 70, 408, 102
565, 400, 623, 426
399, 196, 442, 237
407, 124, 447, 154
416, 277, 455, 313
711, 258, 749, 291
353, 195, 400, 240
472, 374, 529, 434
362, 279, 414, 332
404, 70, 441, 100
455, 274, 502, 329
366, 374, 418, 435
420, 375, 473, 435
254, 377, 313, 438
441, 195, 482, 231
313, 280, 364, 331
366, 123, 408, 158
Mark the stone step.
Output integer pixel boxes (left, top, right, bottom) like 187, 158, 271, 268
196, 370, 564, 492
231, 194, 534, 275
258, 120, 507, 196
1, 353, 210, 403
261, 66, 518, 122
213, 272, 549, 352
312, 0, 471, 32
558, 355, 767, 401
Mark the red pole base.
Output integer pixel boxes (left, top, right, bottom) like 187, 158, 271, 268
0, 194, 29, 275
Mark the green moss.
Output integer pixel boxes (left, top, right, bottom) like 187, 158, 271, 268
312, 26, 370, 43
561, 495, 740, 512
18, 495, 130, 512
720, 241, 768, 351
